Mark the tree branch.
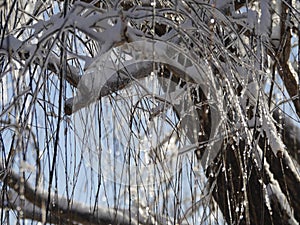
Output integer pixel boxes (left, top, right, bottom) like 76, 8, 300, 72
0, 161, 154, 225
0, 35, 81, 87
275, 0, 300, 118
0, 190, 72, 224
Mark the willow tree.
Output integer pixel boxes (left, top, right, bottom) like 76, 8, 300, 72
0, 0, 300, 224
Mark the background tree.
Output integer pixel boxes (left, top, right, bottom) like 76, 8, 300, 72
0, 0, 300, 224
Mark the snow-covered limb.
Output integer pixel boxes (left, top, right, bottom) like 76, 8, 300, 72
254, 145, 299, 225
0, 190, 71, 224
64, 61, 154, 114
1, 35, 81, 87
262, 109, 286, 156
239, 75, 297, 160
0, 161, 156, 225
273, 109, 300, 164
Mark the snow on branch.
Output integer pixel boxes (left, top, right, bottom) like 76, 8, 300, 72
254, 145, 299, 225
0, 161, 155, 225
1, 35, 81, 87
64, 61, 154, 114
0, 190, 71, 224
